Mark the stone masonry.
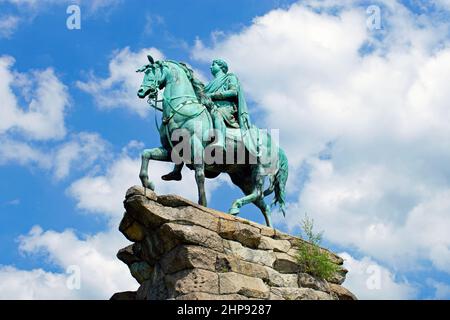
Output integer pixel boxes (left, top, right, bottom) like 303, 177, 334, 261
111, 186, 357, 300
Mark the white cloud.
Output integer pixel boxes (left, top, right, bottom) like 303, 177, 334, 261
0, 137, 52, 168
67, 145, 223, 221
0, 266, 71, 300
0, 131, 109, 181
53, 132, 109, 180
0, 142, 225, 299
0, 0, 122, 37
0, 44, 224, 298
3, 0, 449, 299
77, 47, 164, 117
276, 160, 450, 273
0, 15, 20, 38
0, 54, 72, 174
67, 155, 141, 219
0, 54, 112, 182
0, 226, 137, 299
86, 0, 121, 12
192, 0, 450, 277
434, 0, 450, 11
0, 56, 107, 177
0, 55, 69, 140
340, 252, 417, 300
0, 133, 135, 299
426, 279, 450, 300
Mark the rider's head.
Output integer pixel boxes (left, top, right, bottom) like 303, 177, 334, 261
213, 59, 228, 74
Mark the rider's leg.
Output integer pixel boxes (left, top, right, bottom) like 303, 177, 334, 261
209, 109, 226, 149
161, 163, 184, 181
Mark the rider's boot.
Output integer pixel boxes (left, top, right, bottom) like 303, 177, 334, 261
161, 163, 183, 181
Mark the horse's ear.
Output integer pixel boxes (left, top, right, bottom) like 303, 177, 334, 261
147, 55, 154, 65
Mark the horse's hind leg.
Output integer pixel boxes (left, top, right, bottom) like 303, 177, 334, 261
254, 198, 272, 228
194, 163, 207, 206
229, 168, 264, 216
229, 190, 261, 215
140, 147, 170, 190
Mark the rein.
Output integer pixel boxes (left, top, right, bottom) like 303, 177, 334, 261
147, 94, 206, 124
147, 93, 207, 150
163, 95, 205, 124
147, 95, 163, 112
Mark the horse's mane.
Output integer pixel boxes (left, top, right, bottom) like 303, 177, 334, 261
171, 61, 214, 109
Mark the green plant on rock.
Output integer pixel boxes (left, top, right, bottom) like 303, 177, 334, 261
296, 213, 340, 281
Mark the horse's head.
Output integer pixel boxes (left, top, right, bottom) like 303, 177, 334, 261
136, 55, 165, 99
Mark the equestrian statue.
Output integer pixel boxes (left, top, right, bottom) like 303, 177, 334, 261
136, 55, 288, 227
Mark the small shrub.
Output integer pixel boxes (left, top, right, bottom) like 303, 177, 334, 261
296, 213, 340, 281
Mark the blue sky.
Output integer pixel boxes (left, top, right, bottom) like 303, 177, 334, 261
1, 0, 450, 299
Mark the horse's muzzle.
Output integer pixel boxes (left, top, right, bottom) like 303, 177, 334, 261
137, 87, 157, 99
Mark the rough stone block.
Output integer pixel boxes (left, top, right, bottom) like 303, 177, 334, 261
114, 186, 356, 300
119, 214, 145, 242
258, 236, 291, 252
273, 252, 300, 273
270, 287, 333, 300
329, 283, 357, 300
224, 240, 276, 267
216, 254, 269, 280
219, 272, 269, 299
297, 273, 329, 292
161, 245, 218, 274
117, 245, 140, 266
161, 222, 224, 252
165, 269, 219, 296
219, 219, 261, 249
265, 267, 298, 287
175, 292, 249, 300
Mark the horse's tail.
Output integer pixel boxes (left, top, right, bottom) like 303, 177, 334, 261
272, 148, 288, 217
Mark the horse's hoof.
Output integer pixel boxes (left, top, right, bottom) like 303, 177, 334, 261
229, 207, 240, 215
198, 200, 207, 207
144, 181, 155, 191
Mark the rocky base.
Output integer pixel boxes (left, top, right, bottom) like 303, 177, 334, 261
111, 186, 356, 300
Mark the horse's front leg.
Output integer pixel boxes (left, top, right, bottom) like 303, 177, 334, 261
139, 147, 170, 191
190, 135, 207, 207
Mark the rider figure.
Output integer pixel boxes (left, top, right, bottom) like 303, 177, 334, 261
161, 59, 251, 181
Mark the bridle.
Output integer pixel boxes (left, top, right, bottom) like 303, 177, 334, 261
142, 62, 208, 149
144, 62, 206, 124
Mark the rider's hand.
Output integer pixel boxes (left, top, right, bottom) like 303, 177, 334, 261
211, 92, 223, 100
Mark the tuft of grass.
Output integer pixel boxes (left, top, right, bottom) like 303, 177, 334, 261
296, 213, 340, 281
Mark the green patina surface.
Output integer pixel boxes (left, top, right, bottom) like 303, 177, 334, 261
136, 55, 288, 227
